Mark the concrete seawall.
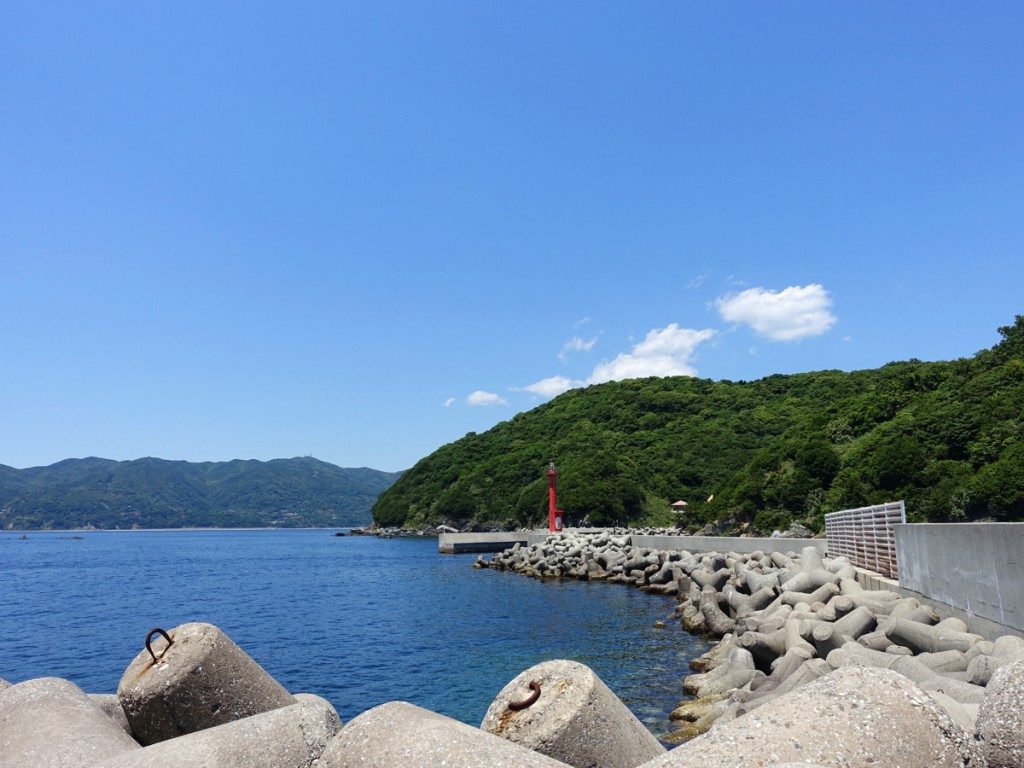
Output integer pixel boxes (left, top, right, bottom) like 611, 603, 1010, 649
439, 530, 826, 555
630, 535, 826, 554
896, 523, 1024, 637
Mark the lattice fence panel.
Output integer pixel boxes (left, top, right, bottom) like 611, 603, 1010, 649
825, 501, 905, 578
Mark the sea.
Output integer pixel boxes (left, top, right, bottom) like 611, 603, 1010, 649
0, 529, 710, 738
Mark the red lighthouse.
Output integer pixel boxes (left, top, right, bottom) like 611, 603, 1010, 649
547, 462, 564, 532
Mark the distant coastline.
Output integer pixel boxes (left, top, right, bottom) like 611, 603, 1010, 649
1, 526, 353, 533
0, 456, 402, 530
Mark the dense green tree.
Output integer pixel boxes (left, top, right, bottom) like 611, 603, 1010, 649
1, 457, 402, 530
373, 319, 1024, 531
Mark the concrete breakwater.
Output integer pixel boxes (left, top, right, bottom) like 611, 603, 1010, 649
2, 618, 1021, 768
477, 530, 1024, 766
347, 525, 436, 537
2, 618, 1020, 768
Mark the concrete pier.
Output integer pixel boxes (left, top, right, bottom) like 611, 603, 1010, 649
439, 531, 535, 553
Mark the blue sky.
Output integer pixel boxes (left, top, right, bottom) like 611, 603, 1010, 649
2, 3, 1022, 472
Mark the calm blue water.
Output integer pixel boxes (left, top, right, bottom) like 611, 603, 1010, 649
0, 530, 709, 737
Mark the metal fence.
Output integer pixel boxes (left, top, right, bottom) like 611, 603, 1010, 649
824, 501, 906, 578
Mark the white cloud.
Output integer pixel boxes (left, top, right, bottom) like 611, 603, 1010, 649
443, 397, 457, 408
521, 375, 580, 398
714, 284, 836, 341
517, 323, 716, 400
587, 324, 717, 384
466, 390, 508, 407
687, 271, 710, 290
558, 335, 597, 361
573, 316, 592, 328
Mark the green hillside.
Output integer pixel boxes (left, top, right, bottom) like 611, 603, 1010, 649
0, 456, 402, 530
373, 317, 1024, 533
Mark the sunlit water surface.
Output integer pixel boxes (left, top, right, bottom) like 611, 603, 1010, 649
0, 530, 710, 737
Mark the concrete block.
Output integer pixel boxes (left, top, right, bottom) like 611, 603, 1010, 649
992, 634, 1024, 658
637, 667, 983, 768
93, 695, 340, 768
89, 693, 133, 736
964, 649, 1017, 689
630, 535, 825, 555
481, 659, 665, 768
975, 658, 1024, 768
117, 622, 296, 745
320, 701, 571, 768
0, 677, 140, 768
884, 617, 982, 654
927, 691, 977, 734
683, 648, 756, 697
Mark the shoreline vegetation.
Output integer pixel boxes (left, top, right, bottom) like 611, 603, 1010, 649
374, 317, 1024, 535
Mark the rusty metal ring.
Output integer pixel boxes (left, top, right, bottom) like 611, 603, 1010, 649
508, 680, 541, 711
145, 628, 174, 664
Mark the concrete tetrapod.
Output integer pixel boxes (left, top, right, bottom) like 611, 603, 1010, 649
117, 622, 296, 745
480, 659, 665, 768
89, 693, 133, 736
0, 677, 140, 768
635, 667, 983, 768
883, 617, 982, 654
974, 658, 1024, 768
92, 695, 341, 768
321, 701, 573, 768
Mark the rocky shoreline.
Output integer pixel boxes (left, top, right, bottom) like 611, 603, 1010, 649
475, 530, 1023, 765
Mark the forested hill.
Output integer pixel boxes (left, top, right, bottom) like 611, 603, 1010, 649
373, 317, 1024, 533
0, 457, 402, 530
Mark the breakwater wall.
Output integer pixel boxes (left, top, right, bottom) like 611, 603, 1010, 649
439, 530, 825, 555
630, 534, 826, 554
477, 529, 1024, 763
445, 523, 1024, 636
896, 523, 1024, 637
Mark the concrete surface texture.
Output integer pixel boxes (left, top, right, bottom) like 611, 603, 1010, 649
974, 658, 1024, 768
89, 693, 133, 736
439, 531, 532, 553
0, 677, 140, 768
637, 667, 983, 768
92, 695, 341, 768
480, 659, 665, 768
117, 622, 296, 745
631, 535, 825, 555
896, 523, 1024, 632
440, 530, 825, 555
320, 701, 573, 768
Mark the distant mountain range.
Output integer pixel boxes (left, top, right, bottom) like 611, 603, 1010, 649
0, 456, 402, 530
